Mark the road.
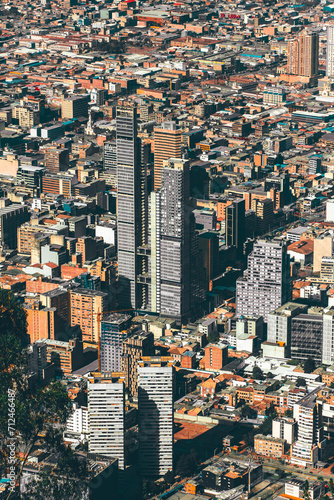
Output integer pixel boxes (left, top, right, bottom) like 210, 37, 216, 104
227, 451, 332, 480
263, 463, 331, 481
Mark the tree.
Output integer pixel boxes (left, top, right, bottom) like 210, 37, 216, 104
97, 40, 125, 54
265, 402, 278, 418
244, 430, 256, 447
303, 480, 310, 500
0, 291, 80, 496
164, 470, 174, 485
285, 408, 293, 418
142, 480, 161, 498
256, 403, 278, 436
176, 454, 193, 477
266, 372, 274, 379
296, 377, 306, 387
207, 331, 219, 344
241, 404, 257, 419
329, 478, 334, 494
175, 450, 198, 477
252, 366, 264, 380
304, 357, 315, 374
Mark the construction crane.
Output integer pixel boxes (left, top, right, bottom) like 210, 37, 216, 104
95, 308, 134, 372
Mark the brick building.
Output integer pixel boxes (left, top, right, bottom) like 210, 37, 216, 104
204, 344, 228, 371
70, 288, 108, 344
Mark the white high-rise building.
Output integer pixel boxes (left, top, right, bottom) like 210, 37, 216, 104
327, 26, 334, 78
322, 308, 334, 365
267, 302, 306, 356
291, 389, 323, 467
88, 372, 125, 469
138, 357, 174, 477
326, 198, 334, 222
272, 417, 297, 445
236, 240, 291, 322
65, 403, 89, 442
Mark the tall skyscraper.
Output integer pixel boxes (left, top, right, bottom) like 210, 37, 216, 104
226, 198, 245, 256
153, 122, 182, 190
149, 158, 205, 320
287, 31, 319, 77
327, 26, 334, 78
88, 372, 125, 469
116, 107, 148, 309
236, 240, 291, 322
100, 313, 131, 372
138, 357, 174, 477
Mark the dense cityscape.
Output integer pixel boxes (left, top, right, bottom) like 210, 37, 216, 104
1, 0, 334, 498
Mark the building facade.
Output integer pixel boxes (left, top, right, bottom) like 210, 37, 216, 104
153, 122, 182, 190
291, 311, 323, 363
267, 303, 307, 356
287, 31, 319, 77
226, 198, 245, 256
322, 308, 334, 365
116, 107, 147, 309
236, 240, 291, 322
327, 26, 334, 78
291, 390, 323, 467
70, 288, 108, 344
121, 331, 155, 400
100, 313, 131, 372
0, 202, 30, 249
88, 372, 125, 469
149, 158, 205, 320
138, 357, 174, 477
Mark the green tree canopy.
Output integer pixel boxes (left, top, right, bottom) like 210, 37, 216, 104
296, 377, 306, 387
252, 366, 264, 380
0, 291, 81, 497
241, 404, 257, 419
207, 331, 219, 344
304, 357, 315, 374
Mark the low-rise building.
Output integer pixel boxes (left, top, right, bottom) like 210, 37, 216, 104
254, 434, 285, 458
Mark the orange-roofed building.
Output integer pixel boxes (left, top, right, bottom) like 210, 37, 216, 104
215, 373, 245, 385
168, 346, 188, 363
61, 264, 86, 280
26, 278, 59, 294
292, 280, 312, 299
201, 378, 217, 397
0, 274, 31, 292
287, 239, 314, 266
188, 407, 202, 416
176, 407, 187, 414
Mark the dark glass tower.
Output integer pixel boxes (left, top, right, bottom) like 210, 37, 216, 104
117, 108, 148, 308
